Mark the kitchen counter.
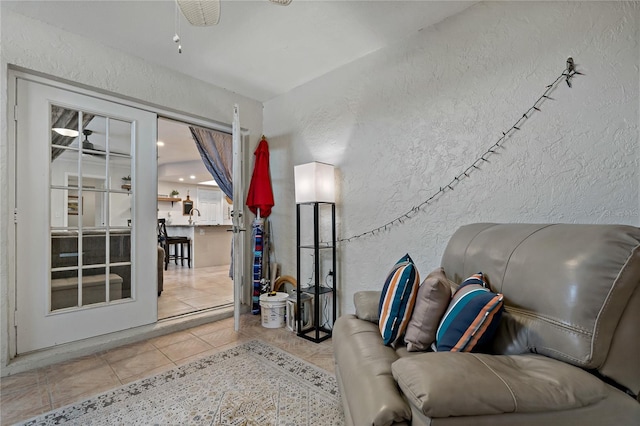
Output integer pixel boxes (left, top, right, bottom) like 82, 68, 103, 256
165, 224, 232, 268
163, 224, 228, 227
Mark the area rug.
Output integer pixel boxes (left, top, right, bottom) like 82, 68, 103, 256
20, 340, 344, 425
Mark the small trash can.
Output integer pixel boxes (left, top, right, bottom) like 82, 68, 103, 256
259, 292, 289, 328
286, 293, 314, 332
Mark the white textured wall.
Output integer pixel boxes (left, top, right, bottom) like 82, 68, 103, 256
0, 8, 262, 367
264, 1, 640, 315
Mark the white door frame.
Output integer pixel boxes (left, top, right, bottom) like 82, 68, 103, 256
6, 70, 250, 362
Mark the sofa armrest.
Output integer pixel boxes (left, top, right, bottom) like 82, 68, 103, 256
157, 246, 164, 295
334, 315, 411, 425
354, 291, 381, 323
392, 352, 608, 418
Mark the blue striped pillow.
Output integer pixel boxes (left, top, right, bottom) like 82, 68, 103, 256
378, 254, 420, 346
435, 272, 504, 352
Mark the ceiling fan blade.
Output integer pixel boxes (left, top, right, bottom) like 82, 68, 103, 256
80, 129, 107, 157
177, 0, 220, 26
82, 144, 107, 157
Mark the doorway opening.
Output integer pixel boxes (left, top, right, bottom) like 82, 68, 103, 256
8, 70, 246, 369
156, 117, 234, 320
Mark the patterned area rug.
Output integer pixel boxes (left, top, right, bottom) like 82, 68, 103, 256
19, 340, 344, 425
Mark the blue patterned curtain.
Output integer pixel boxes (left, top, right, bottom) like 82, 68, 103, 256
189, 126, 233, 200
190, 126, 234, 278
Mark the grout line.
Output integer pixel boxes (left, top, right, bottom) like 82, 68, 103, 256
105, 357, 124, 387
41, 368, 54, 413
192, 333, 215, 348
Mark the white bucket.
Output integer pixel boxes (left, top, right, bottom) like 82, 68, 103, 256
259, 292, 289, 328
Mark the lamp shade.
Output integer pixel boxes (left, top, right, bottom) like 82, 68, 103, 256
294, 162, 335, 203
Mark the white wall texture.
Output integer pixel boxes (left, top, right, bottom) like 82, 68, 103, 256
264, 1, 640, 316
0, 8, 262, 367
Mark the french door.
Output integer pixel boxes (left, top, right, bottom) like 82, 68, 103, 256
232, 105, 246, 331
15, 78, 158, 354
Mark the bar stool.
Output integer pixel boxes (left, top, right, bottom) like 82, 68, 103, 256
157, 219, 191, 270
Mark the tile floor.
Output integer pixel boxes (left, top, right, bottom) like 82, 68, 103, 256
2, 264, 322, 424
158, 264, 234, 320
0, 314, 335, 425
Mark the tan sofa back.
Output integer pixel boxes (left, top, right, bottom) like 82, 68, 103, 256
441, 223, 640, 396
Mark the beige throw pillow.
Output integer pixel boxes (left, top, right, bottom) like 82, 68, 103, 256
404, 267, 452, 352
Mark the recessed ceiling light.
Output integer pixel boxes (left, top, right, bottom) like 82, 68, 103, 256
157, 141, 165, 146
179, 178, 184, 182
52, 128, 79, 137
190, 175, 196, 179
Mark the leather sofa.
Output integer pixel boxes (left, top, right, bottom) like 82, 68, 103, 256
157, 245, 164, 296
51, 230, 131, 309
51, 231, 165, 308
334, 223, 640, 425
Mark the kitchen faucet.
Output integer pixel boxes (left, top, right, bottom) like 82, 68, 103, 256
188, 208, 201, 225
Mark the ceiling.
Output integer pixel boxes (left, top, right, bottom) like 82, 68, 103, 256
4, 0, 474, 102
156, 117, 219, 185
5, 0, 474, 184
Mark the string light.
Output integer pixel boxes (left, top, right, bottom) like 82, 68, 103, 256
338, 59, 581, 244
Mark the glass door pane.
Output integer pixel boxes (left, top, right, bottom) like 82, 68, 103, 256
49, 107, 132, 311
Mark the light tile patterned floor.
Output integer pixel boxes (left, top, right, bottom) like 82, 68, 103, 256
0, 315, 335, 425
158, 264, 234, 319
1, 264, 334, 424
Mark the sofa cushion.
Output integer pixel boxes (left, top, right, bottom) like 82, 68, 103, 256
392, 352, 609, 418
354, 291, 382, 323
378, 254, 420, 346
436, 272, 504, 352
404, 267, 452, 352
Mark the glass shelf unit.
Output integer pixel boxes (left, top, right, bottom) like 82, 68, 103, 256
296, 202, 336, 343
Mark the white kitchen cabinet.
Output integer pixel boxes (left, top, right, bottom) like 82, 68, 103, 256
221, 196, 233, 225
197, 187, 222, 225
